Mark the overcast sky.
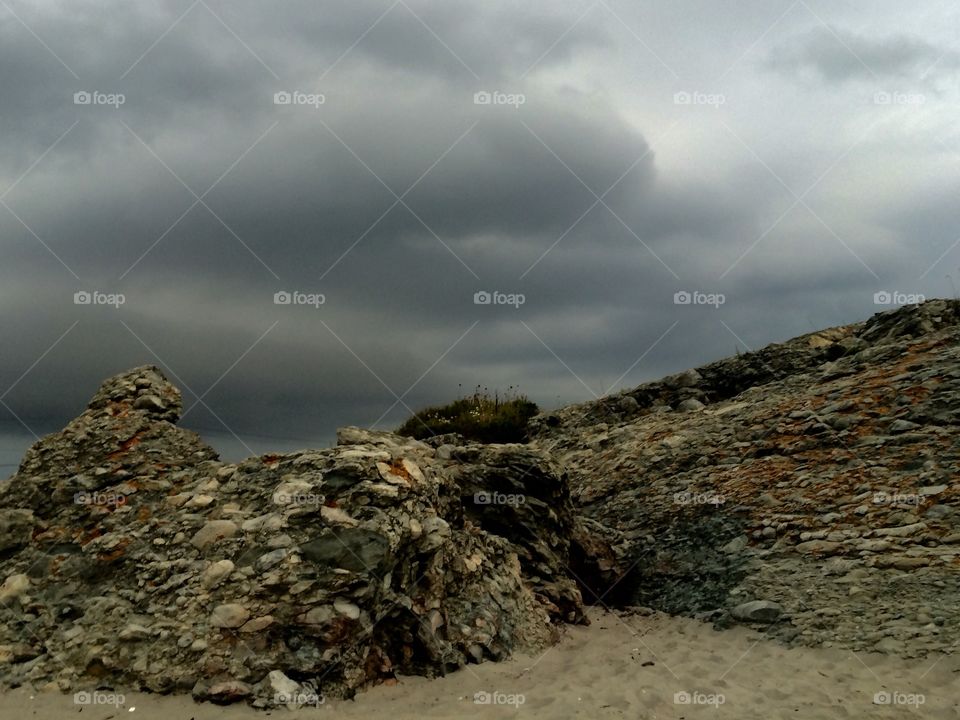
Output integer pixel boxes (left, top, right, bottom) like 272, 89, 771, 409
1, 0, 958, 463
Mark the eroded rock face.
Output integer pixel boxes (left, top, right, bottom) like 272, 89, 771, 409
531, 299, 960, 657
0, 369, 601, 707
4, 365, 217, 520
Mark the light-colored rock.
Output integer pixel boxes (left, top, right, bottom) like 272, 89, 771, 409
190, 520, 239, 549
202, 559, 235, 589
210, 603, 250, 629
240, 615, 274, 633
732, 600, 783, 623
677, 398, 705, 412
795, 540, 843, 555
334, 599, 361, 620
0, 574, 30, 602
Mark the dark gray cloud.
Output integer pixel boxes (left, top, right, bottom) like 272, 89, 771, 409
1, 0, 957, 464
767, 27, 958, 83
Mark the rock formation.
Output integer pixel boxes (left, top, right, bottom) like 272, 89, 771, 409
0, 369, 599, 706
531, 299, 960, 657
1, 298, 957, 705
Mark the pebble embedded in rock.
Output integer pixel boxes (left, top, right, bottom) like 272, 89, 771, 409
210, 603, 250, 629
731, 600, 784, 623
190, 520, 239, 550
676, 398, 706, 412
202, 559, 235, 589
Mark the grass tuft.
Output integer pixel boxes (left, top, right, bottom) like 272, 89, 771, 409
396, 386, 539, 443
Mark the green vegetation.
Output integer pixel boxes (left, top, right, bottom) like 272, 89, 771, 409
396, 386, 539, 443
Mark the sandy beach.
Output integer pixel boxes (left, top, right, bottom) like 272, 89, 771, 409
2, 609, 955, 719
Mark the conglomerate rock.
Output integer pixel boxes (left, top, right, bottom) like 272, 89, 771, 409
531, 299, 960, 657
0, 368, 600, 706
2, 299, 958, 706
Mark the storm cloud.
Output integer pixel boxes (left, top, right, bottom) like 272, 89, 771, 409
2, 0, 958, 463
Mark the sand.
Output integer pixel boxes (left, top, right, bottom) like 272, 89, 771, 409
1, 609, 956, 719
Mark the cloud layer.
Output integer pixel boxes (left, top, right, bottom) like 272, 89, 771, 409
1, 0, 958, 459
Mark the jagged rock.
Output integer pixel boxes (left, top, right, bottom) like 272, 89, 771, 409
2, 298, 958, 705
87, 365, 182, 422
531, 299, 960, 656
0, 509, 34, 552
0, 365, 217, 520
664, 369, 702, 389
434, 442, 589, 622
0, 369, 610, 706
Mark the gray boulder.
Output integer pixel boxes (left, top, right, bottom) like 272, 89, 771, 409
731, 600, 784, 623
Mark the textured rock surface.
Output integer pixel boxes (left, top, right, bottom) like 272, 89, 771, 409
1, 299, 958, 706
0, 368, 599, 706
532, 299, 960, 657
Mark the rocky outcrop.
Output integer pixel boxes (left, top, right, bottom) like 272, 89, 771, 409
2, 299, 957, 705
531, 299, 960, 657
0, 368, 601, 706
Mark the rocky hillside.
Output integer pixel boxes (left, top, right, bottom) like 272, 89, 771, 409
0, 368, 606, 706
531, 298, 960, 657
0, 299, 956, 706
